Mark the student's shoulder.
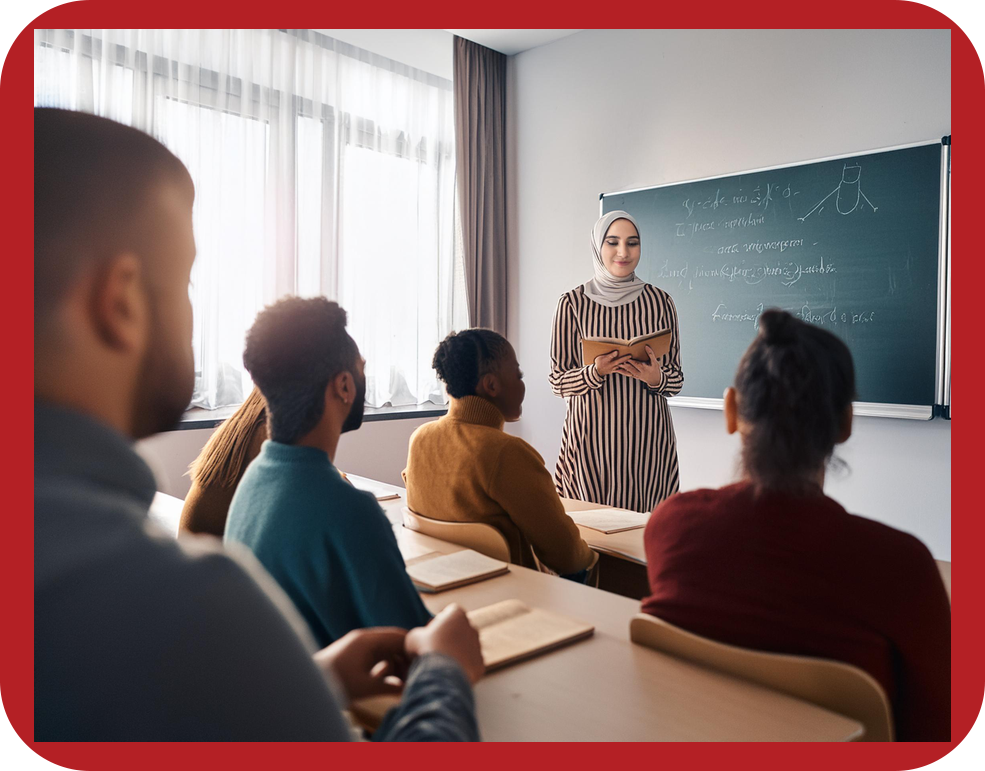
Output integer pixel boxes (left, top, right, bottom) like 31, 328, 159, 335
653, 485, 729, 516
842, 508, 937, 565
170, 534, 321, 649
499, 432, 548, 466
408, 417, 444, 444
324, 477, 393, 530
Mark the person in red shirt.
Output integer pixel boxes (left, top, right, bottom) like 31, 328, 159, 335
642, 309, 950, 741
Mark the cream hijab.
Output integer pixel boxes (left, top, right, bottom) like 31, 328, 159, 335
583, 210, 647, 307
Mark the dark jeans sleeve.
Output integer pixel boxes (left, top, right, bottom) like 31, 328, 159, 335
373, 653, 480, 742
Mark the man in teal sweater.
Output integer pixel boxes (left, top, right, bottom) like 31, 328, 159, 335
225, 297, 432, 647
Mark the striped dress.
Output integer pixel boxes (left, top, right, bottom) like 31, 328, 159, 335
550, 284, 684, 513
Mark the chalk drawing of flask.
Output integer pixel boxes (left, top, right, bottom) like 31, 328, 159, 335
836, 164, 863, 214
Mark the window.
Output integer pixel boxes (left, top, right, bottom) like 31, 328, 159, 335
34, 29, 467, 409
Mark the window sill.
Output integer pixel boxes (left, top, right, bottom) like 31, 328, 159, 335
170, 402, 449, 431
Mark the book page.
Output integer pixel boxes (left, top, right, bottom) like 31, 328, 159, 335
398, 540, 440, 564
405, 549, 508, 590
629, 328, 671, 346
583, 335, 629, 346
566, 508, 649, 534
467, 600, 595, 671
348, 476, 403, 501
467, 598, 530, 630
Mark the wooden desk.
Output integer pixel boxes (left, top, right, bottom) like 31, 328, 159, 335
149, 491, 184, 537
351, 477, 861, 740
395, 526, 861, 740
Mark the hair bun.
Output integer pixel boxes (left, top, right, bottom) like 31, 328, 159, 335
759, 308, 799, 345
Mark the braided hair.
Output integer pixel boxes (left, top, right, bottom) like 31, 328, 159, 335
433, 329, 512, 398
734, 309, 856, 494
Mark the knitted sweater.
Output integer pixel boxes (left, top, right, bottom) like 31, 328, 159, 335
642, 482, 951, 741
403, 396, 594, 575
225, 441, 432, 647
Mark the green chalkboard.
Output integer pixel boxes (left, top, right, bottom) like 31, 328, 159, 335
602, 143, 945, 413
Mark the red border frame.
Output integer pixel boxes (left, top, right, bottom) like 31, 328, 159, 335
5, 1, 981, 768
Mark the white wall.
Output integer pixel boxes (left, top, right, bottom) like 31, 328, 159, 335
508, 29, 951, 558
136, 416, 436, 499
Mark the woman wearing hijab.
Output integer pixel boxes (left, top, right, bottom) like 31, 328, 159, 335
550, 211, 684, 513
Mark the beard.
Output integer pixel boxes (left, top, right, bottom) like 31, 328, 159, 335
340, 371, 367, 434
130, 300, 195, 439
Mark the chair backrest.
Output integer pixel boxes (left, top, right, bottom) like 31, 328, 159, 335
629, 613, 894, 742
402, 508, 512, 563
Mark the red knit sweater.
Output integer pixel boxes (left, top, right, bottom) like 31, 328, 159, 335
642, 482, 950, 741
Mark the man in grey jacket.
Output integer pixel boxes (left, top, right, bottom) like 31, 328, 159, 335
33, 107, 483, 741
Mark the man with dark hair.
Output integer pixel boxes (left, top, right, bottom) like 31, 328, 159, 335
225, 297, 433, 647
34, 108, 482, 741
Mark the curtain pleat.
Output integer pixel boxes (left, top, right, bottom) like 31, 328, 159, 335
453, 36, 508, 334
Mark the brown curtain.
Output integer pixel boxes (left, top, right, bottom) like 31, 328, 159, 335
454, 36, 508, 334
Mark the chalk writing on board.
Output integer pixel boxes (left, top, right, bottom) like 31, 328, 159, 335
711, 303, 764, 325
659, 256, 835, 289
798, 164, 879, 221
710, 302, 876, 328
683, 184, 800, 221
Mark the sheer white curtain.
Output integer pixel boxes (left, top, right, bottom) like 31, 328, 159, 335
34, 29, 467, 409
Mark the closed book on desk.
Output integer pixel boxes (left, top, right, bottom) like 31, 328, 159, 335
405, 549, 509, 593
467, 599, 594, 672
581, 328, 671, 366
567, 507, 649, 534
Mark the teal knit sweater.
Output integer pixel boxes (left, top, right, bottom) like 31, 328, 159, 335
225, 441, 431, 646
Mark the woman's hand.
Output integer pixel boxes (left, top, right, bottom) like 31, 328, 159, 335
615, 345, 665, 388
594, 350, 633, 377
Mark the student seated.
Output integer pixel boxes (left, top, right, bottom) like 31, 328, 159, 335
225, 297, 432, 646
642, 309, 950, 741
180, 386, 268, 537
403, 329, 595, 579
34, 107, 480, 741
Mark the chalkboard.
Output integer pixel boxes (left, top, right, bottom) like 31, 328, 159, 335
602, 142, 946, 418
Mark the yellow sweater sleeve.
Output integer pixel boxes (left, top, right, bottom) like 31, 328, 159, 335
487, 437, 595, 575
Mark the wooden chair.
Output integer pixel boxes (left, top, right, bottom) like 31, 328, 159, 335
629, 613, 893, 742
402, 508, 511, 563
401, 508, 600, 586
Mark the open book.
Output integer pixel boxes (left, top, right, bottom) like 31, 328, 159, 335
349, 599, 594, 732
405, 549, 509, 593
566, 508, 649, 534
467, 599, 595, 672
345, 474, 402, 501
581, 328, 671, 366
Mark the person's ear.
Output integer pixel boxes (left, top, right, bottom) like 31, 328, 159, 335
478, 372, 500, 398
91, 253, 149, 353
836, 403, 853, 444
723, 387, 739, 435
329, 370, 355, 406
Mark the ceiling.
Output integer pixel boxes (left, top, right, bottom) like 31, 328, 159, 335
445, 29, 582, 56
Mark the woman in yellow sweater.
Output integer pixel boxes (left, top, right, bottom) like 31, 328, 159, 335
403, 329, 595, 580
